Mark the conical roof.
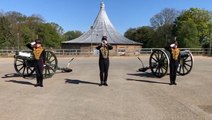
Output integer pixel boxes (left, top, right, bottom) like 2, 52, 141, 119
63, 2, 141, 45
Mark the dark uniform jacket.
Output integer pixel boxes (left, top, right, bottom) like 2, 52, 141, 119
96, 44, 113, 60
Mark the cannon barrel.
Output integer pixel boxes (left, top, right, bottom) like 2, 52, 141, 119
14, 51, 33, 60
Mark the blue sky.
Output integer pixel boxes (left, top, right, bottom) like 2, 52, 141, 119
0, 0, 212, 34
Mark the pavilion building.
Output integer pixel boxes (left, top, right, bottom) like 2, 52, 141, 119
61, 2, 142, 55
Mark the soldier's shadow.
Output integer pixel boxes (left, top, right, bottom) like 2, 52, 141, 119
65, 79, 99, 86
126, 78, 169, 85
127, 72, 169, 85
2, 73, 35, 79
2, 73, 35, 86
127, 72, 156, 78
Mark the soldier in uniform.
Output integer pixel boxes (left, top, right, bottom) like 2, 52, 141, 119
96, 36, 113, 86
26, 39, 46, 87
165, 40, 180, 85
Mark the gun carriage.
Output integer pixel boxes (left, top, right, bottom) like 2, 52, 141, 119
14, 51, 73, 78
138, 49, 193, 78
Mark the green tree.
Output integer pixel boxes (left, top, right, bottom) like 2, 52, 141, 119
124, 26, 156, 48
148, 8, 180, 48
124, 28, 137, 41
177, 20, 200, 48
0, 11, 65, 49
135, 26, 154, 48
0, 16, 14, 48
174, 8, 212, 48
36, 23, 63, 48
50, 22, 64, 35
63, 30, 83, 41
149, 24, 174, 48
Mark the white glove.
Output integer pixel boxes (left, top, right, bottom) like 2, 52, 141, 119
170, 44, 175, 48
30, 42, 36, 46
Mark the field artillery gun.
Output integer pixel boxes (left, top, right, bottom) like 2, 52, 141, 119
14, 51, 73, 78
138, 49, 194, 78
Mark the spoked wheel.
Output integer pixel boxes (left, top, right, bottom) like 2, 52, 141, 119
43, 51, 58, 78
149, 49, 169, 78
14, 56, 35, 76
177, 50, 193, 75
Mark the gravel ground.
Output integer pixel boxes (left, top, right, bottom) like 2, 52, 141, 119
0, 56, 212, 120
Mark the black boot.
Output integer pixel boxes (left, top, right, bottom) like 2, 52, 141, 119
103, 81, 108, 86
99, 81, 103, 86
40, 79, 43, 87
34, 83, 39, 87
34, 78, 40, 87
173, 80, 177, 85
169, 76, 174, 85
173, 76, 177, 85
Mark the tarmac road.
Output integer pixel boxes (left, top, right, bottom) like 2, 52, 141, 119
0, 56, 212, 120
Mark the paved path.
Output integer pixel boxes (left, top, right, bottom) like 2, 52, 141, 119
0, 56, 212, 120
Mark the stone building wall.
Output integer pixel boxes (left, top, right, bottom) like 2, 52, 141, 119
61, 43, 142, 56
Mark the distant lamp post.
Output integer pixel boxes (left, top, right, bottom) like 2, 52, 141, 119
209, 30, 212, 56
17, 33, 19, 51
90, 26, 93, 54
209, 24, 212, 56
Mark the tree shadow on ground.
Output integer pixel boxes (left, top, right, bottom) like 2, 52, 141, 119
126, 78, 169, 85
65, 79, 100, 86
5, 80, 35, 86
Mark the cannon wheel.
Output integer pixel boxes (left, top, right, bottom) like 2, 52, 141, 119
43, 51, 58, 78
177, 50, 193, 76
149, 49, 169, 78
14, 51, 57, 78
14, 55, 35, 76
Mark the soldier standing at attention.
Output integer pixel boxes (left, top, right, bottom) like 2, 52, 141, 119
96, 36, 113, 86
26, 39, 46, 87
165, 40, 180, 85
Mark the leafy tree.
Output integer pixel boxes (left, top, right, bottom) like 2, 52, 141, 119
150, 8, 180, 29
147, 8, 180, 48
50, 22, 64, 35
124, 28, 137, 42
63, 30, 83, 41
201, 22, 212, 49
124, 25, 175, 48
148, 24, 174, 48
0, 11, 41, 49
134, 26, 154, 48
0, 16, 14, 48
36, 23, 63, 48
177, 20, 200, 48
0, 11, 64, 49
174, 8, 212, 48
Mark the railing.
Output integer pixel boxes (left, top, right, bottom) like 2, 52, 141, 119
0, 48, 211, 57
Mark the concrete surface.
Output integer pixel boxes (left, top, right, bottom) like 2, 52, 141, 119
0, 56, 212, 120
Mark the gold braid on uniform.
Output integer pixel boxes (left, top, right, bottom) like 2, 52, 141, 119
33, 47, 44, 60
100, 46, 109, 59
171, 48, 180, 60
